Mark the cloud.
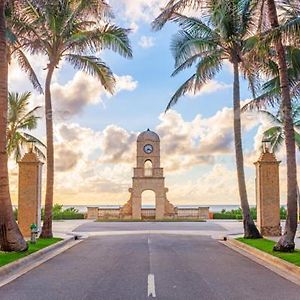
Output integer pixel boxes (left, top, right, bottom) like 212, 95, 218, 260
110, 0, 166, 24
187, 80, 232, 97
51, 72, 137, 118
115, 74, 138, 92
138, 36, 155, 48
95, 106, 259, 173
99, 125, 137, 163
55, 147, 82, 172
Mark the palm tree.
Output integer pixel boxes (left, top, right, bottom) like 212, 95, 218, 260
7, 92, 45, 161
264, 0, 298, 252
15, 0, 132, 238
153, 0, 261, 238
0, 0, 27, 252
259, 108, 300, 152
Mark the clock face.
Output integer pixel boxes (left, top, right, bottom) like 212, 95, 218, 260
144, 144, 153, 154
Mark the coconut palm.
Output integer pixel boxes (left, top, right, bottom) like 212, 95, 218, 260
0, 0, 28, 252
257, 107, 300, 152
7, 92, 45, 161
14, 0, 132, 238
261, 0, 299, 251
153, 0, 261, 238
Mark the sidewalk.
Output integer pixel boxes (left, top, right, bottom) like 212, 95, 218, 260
52, 219, 92, 238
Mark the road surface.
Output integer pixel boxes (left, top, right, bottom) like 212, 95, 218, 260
1, 222, 299, 299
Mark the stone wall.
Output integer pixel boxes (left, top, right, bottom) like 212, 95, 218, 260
87, 206, 210, 220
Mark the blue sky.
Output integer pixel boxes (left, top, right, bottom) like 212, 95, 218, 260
8, 0, 291, 206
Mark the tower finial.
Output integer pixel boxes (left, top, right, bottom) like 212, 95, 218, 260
147, 128, 150, 131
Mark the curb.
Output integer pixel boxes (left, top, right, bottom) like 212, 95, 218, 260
0, 236, 82, 287
221, 238, 300, 286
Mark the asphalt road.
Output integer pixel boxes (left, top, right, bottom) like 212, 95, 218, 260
73, 220, 229, 232
1, 233, 300, 300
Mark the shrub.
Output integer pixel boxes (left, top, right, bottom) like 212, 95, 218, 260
41, 204, 84, 220
213, 206, 287, 220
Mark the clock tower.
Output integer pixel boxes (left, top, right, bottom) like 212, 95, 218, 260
121, 129, 175, 219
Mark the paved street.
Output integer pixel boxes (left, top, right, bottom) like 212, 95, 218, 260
73, 220, 231, 233
1, 222, 300, 300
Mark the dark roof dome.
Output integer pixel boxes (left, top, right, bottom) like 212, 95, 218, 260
137, 129, 160, 142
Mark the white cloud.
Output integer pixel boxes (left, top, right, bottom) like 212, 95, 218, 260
115, 74, 138, 92
138, 36, 155, 48
110, 0, 167, 24
187, 80, 232, 97
49, 72, 137, 118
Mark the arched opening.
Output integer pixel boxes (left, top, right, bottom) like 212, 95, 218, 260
144, 160, 153, 177
141, 190, 156, 219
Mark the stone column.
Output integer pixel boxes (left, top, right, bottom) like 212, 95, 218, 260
155, 195, 165, 219
18, 150, 43, 237
254, 150, 281, 236
132, 190, 141, 219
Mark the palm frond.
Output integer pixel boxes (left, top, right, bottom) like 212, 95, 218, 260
66, 54, 115, 94
152, 0, 206, 31
294, 131, 300, 150
258, 111, 282, 126
171, 30, 220, 68
13, 49, 43, 94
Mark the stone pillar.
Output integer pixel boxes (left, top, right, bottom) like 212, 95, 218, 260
18, 150, 43, 237
87, 207, 99, 219
155, 195, 165, 219
254, 150, 281, 236
132, 191, 141, 219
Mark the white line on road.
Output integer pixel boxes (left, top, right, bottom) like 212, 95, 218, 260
148, 274, 156, 298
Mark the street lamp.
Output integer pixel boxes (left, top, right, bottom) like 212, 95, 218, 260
27, 139, 35, 153
262, 138, 271, 153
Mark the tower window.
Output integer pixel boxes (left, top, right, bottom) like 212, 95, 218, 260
144, 160, 153, 177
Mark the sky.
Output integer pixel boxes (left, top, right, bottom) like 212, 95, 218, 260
7, 0, 297, 207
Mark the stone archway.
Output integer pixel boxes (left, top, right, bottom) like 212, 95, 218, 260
141, 190, 156, 207
141, 190, 156, 219
121, 129, 175, 219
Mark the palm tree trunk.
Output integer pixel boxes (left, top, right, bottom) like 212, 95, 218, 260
233, 60, 261, 239
0, 0, 27, 252
40, 64, 55, 238
267, 0, 298, 252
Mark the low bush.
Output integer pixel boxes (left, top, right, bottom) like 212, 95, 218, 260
213, 206, 287, 220
41, 204, 84, 220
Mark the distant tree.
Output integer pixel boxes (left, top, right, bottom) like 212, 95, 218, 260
7, 92, 45, 161
15, 0, 133, 238
265, 0, 298, 252
0, 0, 28, 252
153, 0, 261, 238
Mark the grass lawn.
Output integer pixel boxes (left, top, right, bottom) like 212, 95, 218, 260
0, 238, 62, 268
96, 218, 206, 222
237, 238, 300, 267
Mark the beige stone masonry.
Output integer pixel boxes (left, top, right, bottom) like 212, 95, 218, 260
254, 150, 281, 236
18, 151, 43, 237
121, 129, 175, 219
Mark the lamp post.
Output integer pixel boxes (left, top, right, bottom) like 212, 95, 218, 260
262, 138, 271, 153
26, 139, 35, 153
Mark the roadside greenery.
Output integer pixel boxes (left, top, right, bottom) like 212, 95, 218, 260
0, 238, 61, 267
44, 204, 84, 220
237, 238, 300, 266
13, 204, 84, 221
213, 207, 287, 220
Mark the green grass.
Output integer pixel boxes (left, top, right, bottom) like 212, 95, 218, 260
237, 238, 300, 267
96, 218, 206, 222
0, 238, 62, 267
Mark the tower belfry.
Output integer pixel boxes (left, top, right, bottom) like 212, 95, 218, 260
121, 129, 175, 219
